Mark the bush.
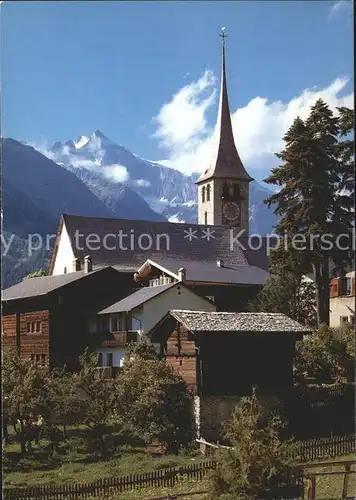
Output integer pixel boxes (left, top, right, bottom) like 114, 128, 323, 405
208, 389, 298, 500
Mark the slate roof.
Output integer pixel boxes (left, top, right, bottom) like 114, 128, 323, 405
168, 310, 311, 333
2, 267, 106, 301
139, 258, 268, 285
98, 283, 176, 314
52, 214, 269, 273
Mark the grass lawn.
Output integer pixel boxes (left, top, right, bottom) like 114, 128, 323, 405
4, 426, 355, 499
4, 448, 201, 487
87, 479, 209, 499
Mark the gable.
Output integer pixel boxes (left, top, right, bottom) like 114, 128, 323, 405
51, 219, 76, 275
141, 283, 216, 333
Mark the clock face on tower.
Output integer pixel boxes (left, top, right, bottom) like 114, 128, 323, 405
222, 201, 241, 226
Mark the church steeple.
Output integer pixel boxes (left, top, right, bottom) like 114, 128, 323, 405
196, 28, 253, 184
196, 28, 252, 233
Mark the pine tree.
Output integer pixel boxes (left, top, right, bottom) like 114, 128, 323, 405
264, 100, 354, 325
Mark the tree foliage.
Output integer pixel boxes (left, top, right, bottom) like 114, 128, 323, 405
208, 389, 297, 500
251, 247, 317, 327
115, 354, 194, 453
264, 101, 354, 326
25, 268, 48, 279
295, 323, 355, 383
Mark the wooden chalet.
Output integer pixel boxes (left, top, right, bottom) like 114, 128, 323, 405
2, 262, 138, 370
149, 310, 311, 397
149, 309, 311, 439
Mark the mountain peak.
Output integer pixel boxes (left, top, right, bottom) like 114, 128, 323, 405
93, 129, 109, 140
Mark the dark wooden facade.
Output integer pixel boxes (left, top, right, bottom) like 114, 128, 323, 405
156, 320, 300, 398
2, 268, 138, 370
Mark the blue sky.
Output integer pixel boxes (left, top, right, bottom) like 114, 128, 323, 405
2, 1, 354, 179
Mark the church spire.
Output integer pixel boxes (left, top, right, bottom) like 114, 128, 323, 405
196, 28, 253, 184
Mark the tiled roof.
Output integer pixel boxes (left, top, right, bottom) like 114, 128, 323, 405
169, 310, 311, 333
140, 258, 268, 285
58, 214, 269, 272
98, 283, 176, 314
2, 267, 106, 301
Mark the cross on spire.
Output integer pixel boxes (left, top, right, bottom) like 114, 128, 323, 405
219, 27, 228, 46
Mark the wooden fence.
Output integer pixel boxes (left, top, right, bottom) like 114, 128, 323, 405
297, 434, 355, 461
3, 461, 217, 500
197, 433, 356, 461
4, 436, 355, 499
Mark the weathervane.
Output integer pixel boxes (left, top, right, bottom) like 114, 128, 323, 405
219, 26, 227, 46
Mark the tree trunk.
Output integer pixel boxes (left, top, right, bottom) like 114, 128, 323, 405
313, 261, 323, 326
19, 420, 26, 456
321, 255, 330, 326
3, 422, 9, 445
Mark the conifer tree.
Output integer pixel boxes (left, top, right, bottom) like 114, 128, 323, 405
264, 100, 354, 325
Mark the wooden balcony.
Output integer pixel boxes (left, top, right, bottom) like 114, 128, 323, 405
93, 331, 139, 348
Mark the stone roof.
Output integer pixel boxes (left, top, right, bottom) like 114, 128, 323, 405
98, 283, 176, 314
2, 267, 109, 301
50, 214, 269, 274
169, 310, 311, 333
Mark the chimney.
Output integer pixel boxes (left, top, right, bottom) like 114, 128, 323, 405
216, 259, 223, 268
72, 258, 81, 272
178, 267, 186, 282
84, 255, 92, 274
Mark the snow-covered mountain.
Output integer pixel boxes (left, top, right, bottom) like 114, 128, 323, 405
48, 130, 278, 232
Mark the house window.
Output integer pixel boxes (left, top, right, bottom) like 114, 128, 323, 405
346, 278, 352, 295
27, 321, 42, 334
206, 184, 211, 202
107, 353, 113, 367
36, 354, 41, 362
110, 316, 122, 332
340, 316, 349, 325
204, 212, 208, 225
201, 186, 206, 203
97, 353, 103, 367
88, 317, 97, 334
41, 354, 46, 364
30, 354, 35, 361
64, 267, 67, 274
350, 315, 355, 325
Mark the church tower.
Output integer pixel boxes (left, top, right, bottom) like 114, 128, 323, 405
196, 28, 253, 233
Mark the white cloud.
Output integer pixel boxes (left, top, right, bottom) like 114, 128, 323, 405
103, 165, 129, 183
30, 143, 130, 184
328, 0, 351, 20
71, 156, 130, 183
153, 73, 353, 177
134, 179, 151, 187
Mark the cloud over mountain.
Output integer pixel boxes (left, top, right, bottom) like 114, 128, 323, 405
154, 73, 354, 178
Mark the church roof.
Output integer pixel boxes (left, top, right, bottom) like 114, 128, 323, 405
49, 214, 269, 275
196, 31, 253, 184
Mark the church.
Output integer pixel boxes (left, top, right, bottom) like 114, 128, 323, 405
48, 30, 268, 292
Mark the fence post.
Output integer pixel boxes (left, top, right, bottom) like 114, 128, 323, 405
342, 463, 351, 499
307, 476, 316, 500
